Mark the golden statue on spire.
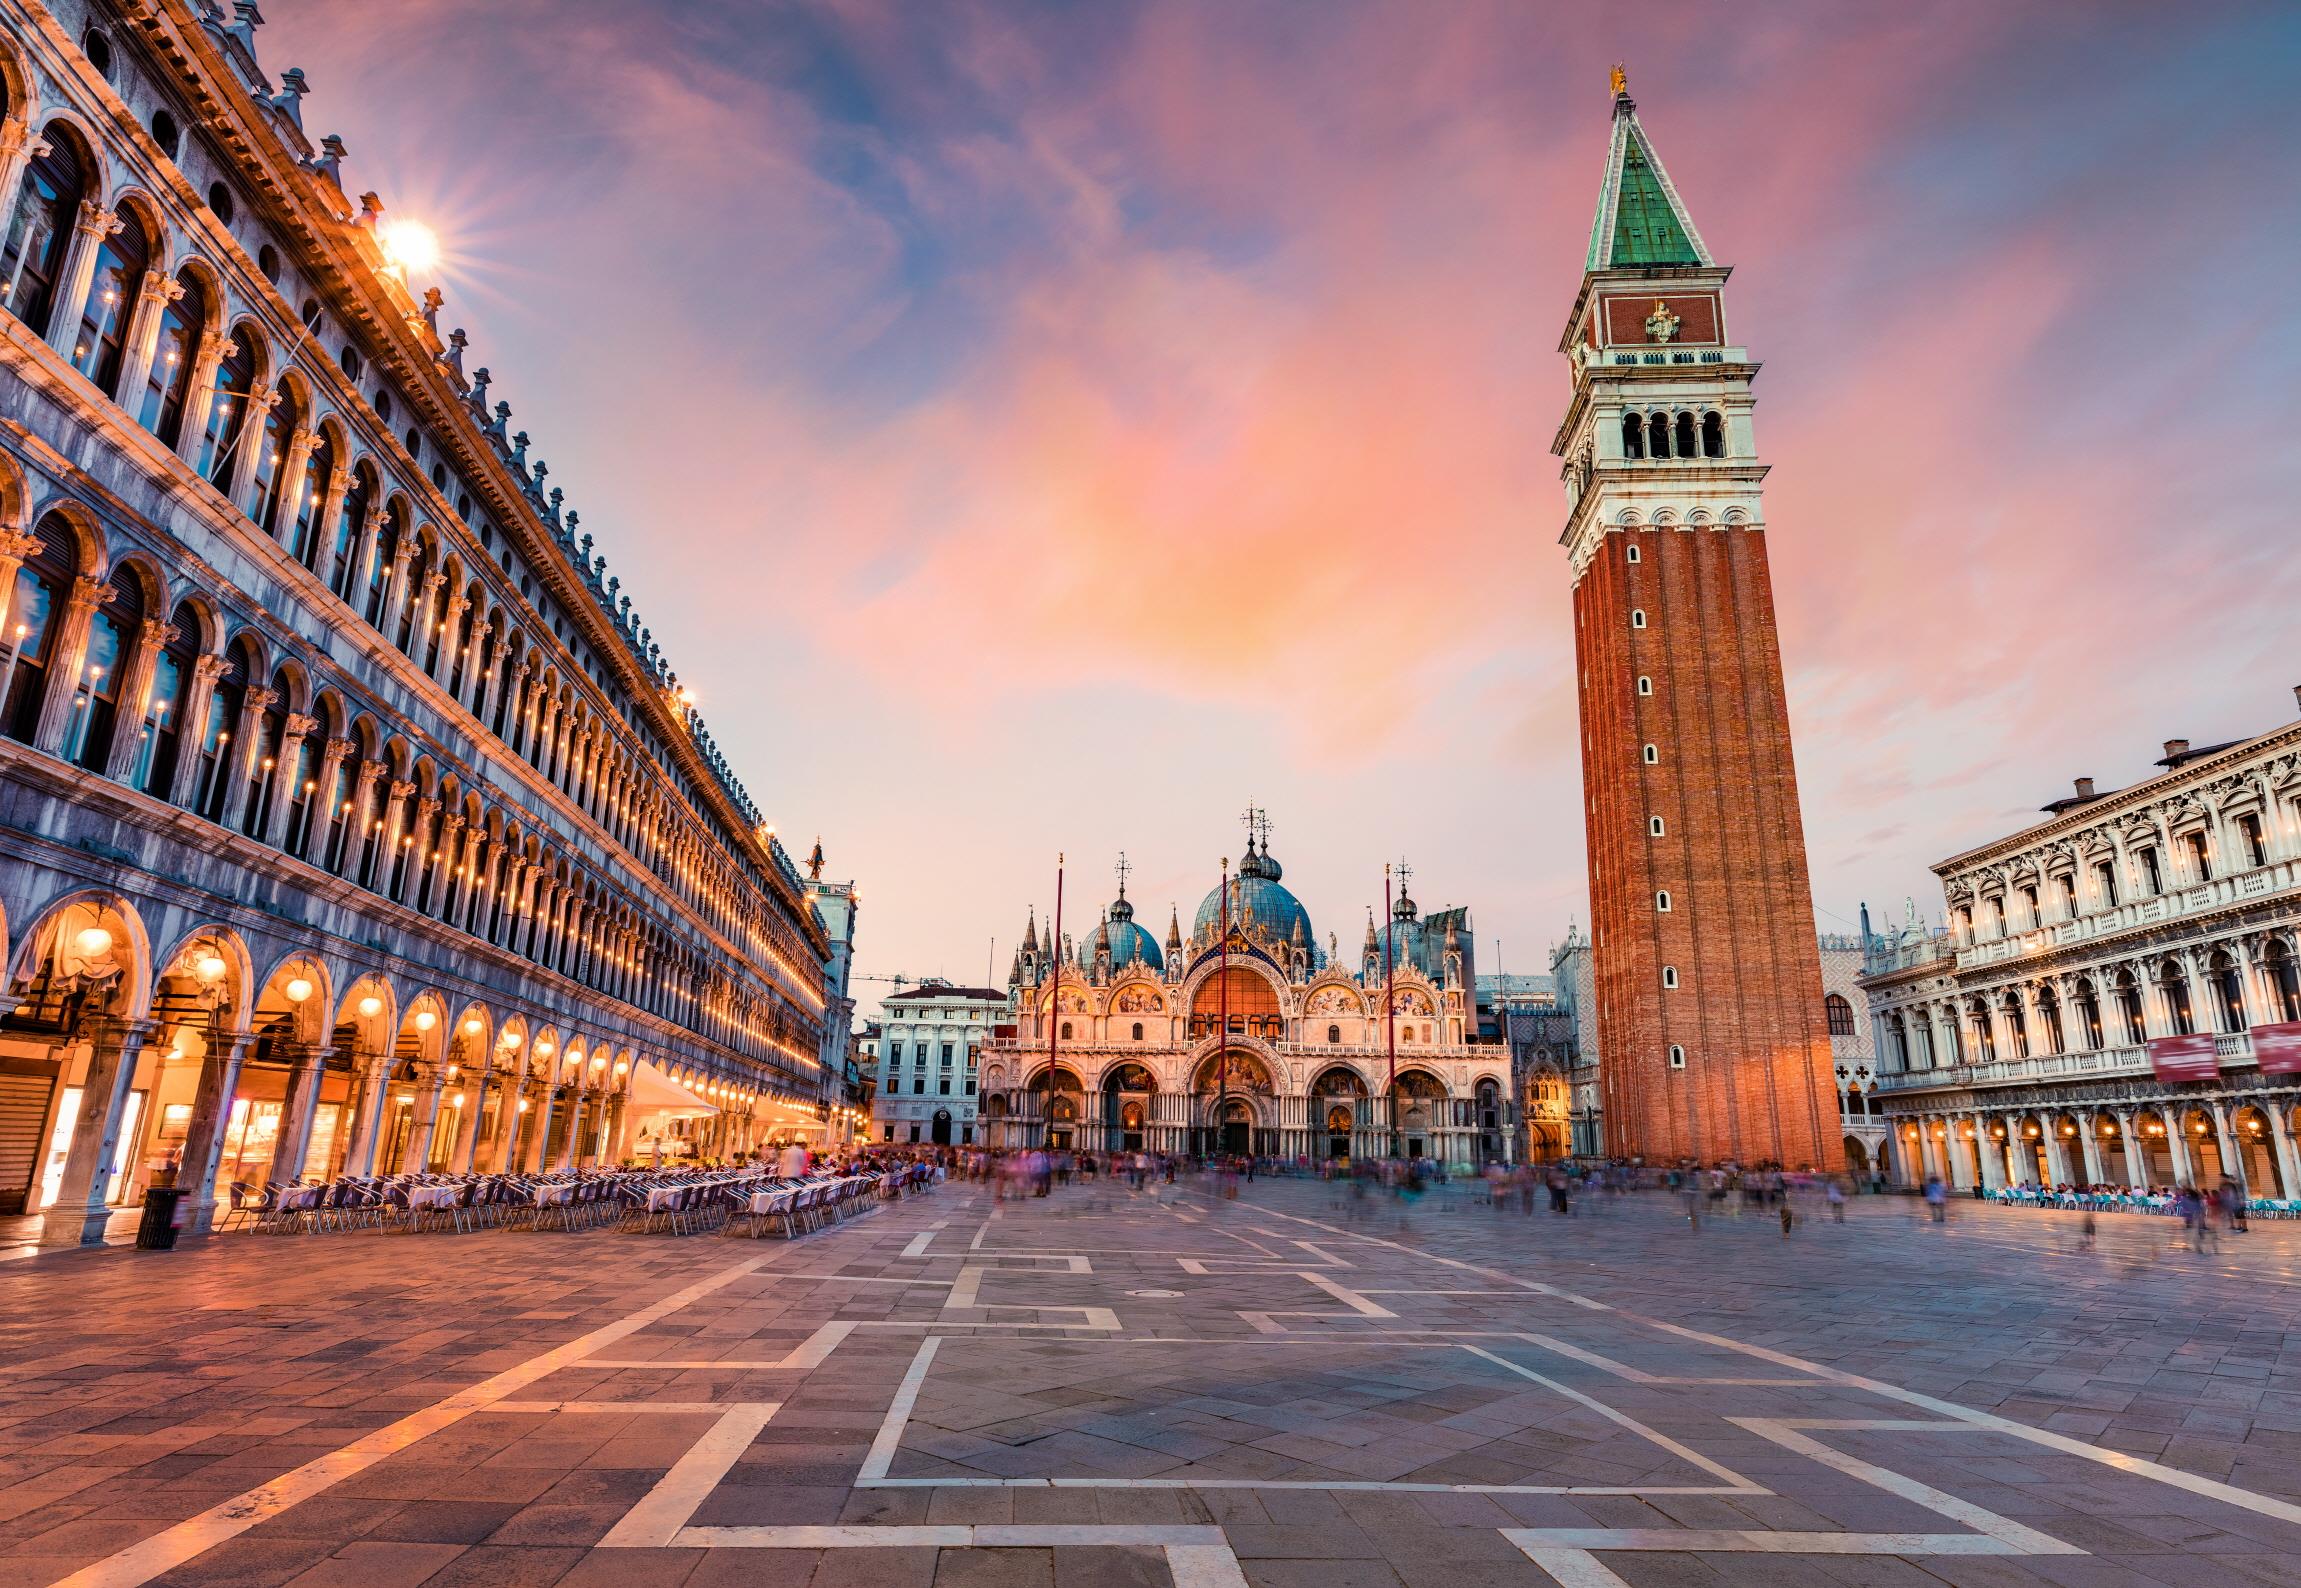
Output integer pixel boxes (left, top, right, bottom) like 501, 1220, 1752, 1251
1610, 63, 1628, 99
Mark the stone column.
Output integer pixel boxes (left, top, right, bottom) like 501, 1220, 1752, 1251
2041, 1125, 2073, 1187
435, 592, 470, 684
2210, 1099, 2243, 1192
177, 1028, 253, 1237
376, 542, 418, 640
527, 1073, 558, 1172
2167, 1115, 2197, 1187
39, 1018, 155, 1247
2264, 1102, 2301, 1200
393, 793, 436, 905
260, 712, 317, 849
338, 1049, 392, 1176
113, 269, 182, 412
44, 201, 122, 355
163, 654, 227, 808
2114, 1110, 2147, 1188
0, 125, 49, 228
268, 1041, 333, 1186
407, 1063, 448, 1173
212, 685, 277, 834
172, 336, 226, 470
311, 466, 350, 579
454, 1039, 495, 1173
100, 617, 174, 783
1974, 1116, 2005, 1191
557, 1083, 588, 1170
305, 735, 354, 865
606, 1085, 633, 1163
31, 575, 107, 755
429, 811, 466, 918
2076, 1123, 2106, 1186
268, 427, 318, 545
409, 569, 446, 660
340, 760, 384, 879
461, 619, 492, 710
0, 526, 42, 643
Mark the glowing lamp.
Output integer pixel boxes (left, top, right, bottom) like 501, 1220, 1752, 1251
462, 1016, 482, 1035
358, 995, 383, 1018
284, 976, 314, 1004
414, 1010, 436, 1031
74, 926, 114, 959
194, 953, 228, 984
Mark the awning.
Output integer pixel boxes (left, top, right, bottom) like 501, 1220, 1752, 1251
629, 1059, 718, 1119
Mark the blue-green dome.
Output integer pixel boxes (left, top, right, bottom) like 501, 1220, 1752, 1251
1193, 846, 1313, 951
1081, 894, 1164, 975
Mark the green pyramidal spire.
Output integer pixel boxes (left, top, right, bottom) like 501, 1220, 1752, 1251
1585, 74, 1712, 273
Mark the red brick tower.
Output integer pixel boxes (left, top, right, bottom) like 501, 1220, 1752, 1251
1553, 73, 1833, 1168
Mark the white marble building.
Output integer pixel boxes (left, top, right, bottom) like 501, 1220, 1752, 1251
1861, 700, 2301, 1195
869, 979, 1006, 1147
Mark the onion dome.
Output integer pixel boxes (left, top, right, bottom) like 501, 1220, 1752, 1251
1079, 879, 1165, 974
1193, 838, 1313, 951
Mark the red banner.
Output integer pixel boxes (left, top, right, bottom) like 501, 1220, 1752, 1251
2254, 1021, 2301, 1075
2148, 1033, 2219, 1083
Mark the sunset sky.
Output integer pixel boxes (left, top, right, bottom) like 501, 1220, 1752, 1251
265, 1, 2301, 991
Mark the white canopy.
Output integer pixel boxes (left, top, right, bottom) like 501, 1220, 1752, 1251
629, 1059, 718, 1119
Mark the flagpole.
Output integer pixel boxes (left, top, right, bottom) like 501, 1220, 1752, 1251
1045, 852, 1063, 1150
1215, 855, 1230, 1161
1384, 862, 1398, 1159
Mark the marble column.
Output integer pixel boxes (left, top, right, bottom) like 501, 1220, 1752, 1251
177, 1028, 253, 1237
1974, 1116, 2005, 1191
31, 575, 107, 756
163, 654, 228, 809
261, 712, 318, 849
268, 1042, 333, 1187
40, 1018, 155, 1247
557, 1084, 588, 1170
100, 617, 174, 783
339, 1050, 392, 1177
44, 201, 122, 355
2210, 1099, 2244, 1192
212, 685, 277, 834
0, 125, 49, 232
2264, 1102, 2301, 1200
2114, 1111, 2147, 1188
172, 337, 226, 471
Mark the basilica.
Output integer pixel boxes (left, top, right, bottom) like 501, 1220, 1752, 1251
977, 828, 1511, 1167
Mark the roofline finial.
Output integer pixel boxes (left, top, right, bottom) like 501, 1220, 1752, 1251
1610, 63, 1628, 101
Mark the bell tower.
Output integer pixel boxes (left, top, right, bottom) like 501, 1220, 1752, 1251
1553, 71, 1833, 1167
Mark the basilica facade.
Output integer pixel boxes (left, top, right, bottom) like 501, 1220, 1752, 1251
977, 834, 1511, 1168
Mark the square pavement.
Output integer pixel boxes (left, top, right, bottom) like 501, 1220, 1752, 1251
2, 1176, 2299, 1588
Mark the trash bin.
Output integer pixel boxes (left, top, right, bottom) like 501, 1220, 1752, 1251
135, 1186, 185, 1250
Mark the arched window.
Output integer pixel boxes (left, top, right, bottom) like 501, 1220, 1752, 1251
2268, 941, 2301, 1023
1887, 1012, 1909, 1069
1328, 1024, 1342, 1043
2071, 978, 2101, 1050
1, 518, 73, 742
1131, 1022, 1144, 1041
252, 381, 301, 534
2114, 969, 2145, 1045
1673, 410, 1696, 458
61, 567, 142, 771
1970, 1000, 1996, 1062
2038, 985, 2065, 1054
291, 428, 332, 567
72, 203, 150, 395
1620, 411, 1644, 460
1655, 889, 1671, 912
195, 647, 249, 822
1701, 410, 1724, 458
197, 325, 260, 490
2210, 950, 2244, 1033
1059, 1021, 1072, 1041
137, 604, 199, 796
1647, 411, 1669, 459
2157, 960, 2194, 1036
0, 126, 88, 334
2003, 992, 2029, 1058
138, 267, 205, 444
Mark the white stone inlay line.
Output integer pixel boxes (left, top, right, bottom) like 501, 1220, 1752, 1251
45, 1254, 775, 1588
600, 1402, 780, 1547
901, 1232, 936, 1257
584, 1318, 859, 1371
1455, 1344, 1759, 1492
856, 1335, 944, 1485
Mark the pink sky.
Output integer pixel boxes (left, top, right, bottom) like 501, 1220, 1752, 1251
263, 1, 2301, 989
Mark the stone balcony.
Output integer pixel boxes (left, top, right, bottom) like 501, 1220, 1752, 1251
1875, 1030, 2263, 1095
1951, 858, 2298, 973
